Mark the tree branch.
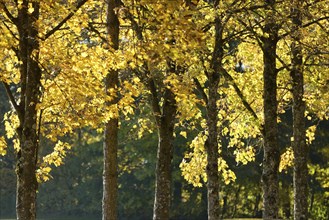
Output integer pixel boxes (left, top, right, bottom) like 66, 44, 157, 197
279, 16, 329, 39
276, 53, 291, 72
193, 77, 208, 105
236, 17, 264, 50
314, 20, 329, 35
221, 68, 259, 120
2, 21, 19, 41
148, 77, 161, 125
87, 22, 108, 44
0, 2, 18, 24
43, 0, 89, 40
228, 3, 269, 14
2, 82, 22, 120
118, 0, 143, 41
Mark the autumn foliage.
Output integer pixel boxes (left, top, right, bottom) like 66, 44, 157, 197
0, 0, 328, 219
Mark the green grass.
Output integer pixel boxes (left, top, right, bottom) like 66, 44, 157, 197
1, 218, 98, 220
223, 219, 262, 220
2, 218, 261, 220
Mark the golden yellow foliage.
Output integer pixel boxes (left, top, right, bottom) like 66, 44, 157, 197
306, 125, 317, 145
43, 141, 72, 167
234, 146, 256, 165
0, 0, 328, 190
180, 132, 236, 187
279, 147, 294, 173
4, 112, 19, 141
36, 166, 52, 183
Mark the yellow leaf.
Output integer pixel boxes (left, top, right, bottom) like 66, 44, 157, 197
180, 131, 187, 138
81, 52, 88, 58
28, 6, 34, 14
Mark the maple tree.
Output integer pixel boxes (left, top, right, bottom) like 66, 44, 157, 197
233, 1, 282, 218
259, 1, 280, 218
289, 1, 329, 218
290, 1, 308, 219
178, 1, 262, 219
116, 1, 182, 218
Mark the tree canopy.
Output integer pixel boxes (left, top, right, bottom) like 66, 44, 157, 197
0, 0, 328, 219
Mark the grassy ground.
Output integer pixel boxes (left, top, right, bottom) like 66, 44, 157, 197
0, 217, 261, 220
0, 217, 98, 220
0, 218, 261, 220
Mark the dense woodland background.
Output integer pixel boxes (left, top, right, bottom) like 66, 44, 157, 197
0, 0, 329, 219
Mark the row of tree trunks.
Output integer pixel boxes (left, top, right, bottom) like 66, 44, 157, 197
102, 0, 120, 220
260, 1, 309, 219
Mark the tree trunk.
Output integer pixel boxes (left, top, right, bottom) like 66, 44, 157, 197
261, 1, 280, 218
102, 1, 120, 220
205, 80, 220, 220
15, 2, 41, 220
153, 88, 176, 220
205, 11, 222, 220
261, 38, 280, 220
16, 61, 41, 220
102, 113, 118, 220
290, 1, 308, 219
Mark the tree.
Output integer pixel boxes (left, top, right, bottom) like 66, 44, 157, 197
69, 1, 182, 218
110, 1, 199, 218
124, 3, 178, 217
203, 1, 223, 218
289, 1, 329, 219
1, 2, 45, 218
0, 1, 103, 219
260, 1, 280, 218
151, 77, 177, 220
